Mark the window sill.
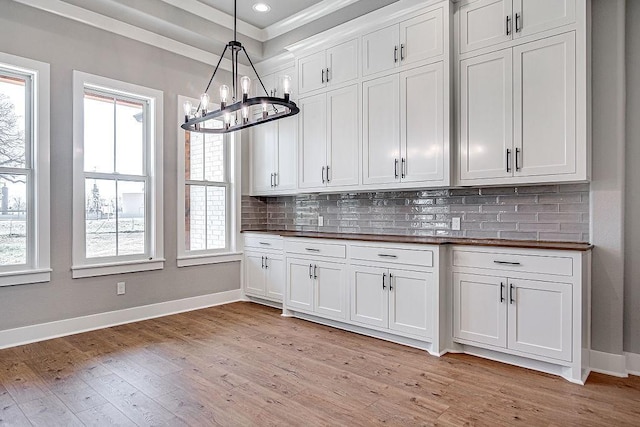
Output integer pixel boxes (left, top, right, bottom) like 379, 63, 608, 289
71, 259, 165, 279
0, 269, 52, 287
177, 252, 243, 267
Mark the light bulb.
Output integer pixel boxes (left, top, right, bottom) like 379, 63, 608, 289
242, 106, 249, 123
219, 84, 229, 105
200, 93, 210, 115
224, 112, 231, 128
282, 75, 292, 101
183, 100, 193, 122
262, 102, 268, 119
241, 76, 251, 95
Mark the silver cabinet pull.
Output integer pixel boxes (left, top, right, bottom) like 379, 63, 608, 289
264, 257, 269, 269
259, 242, 271, 246
322, 166, 326, 184
382, 273, 387, 289
313, 265, 318, 279
305, 248, 320, 252
494, 260, 522, 266
510, 283, 515, 304
400, 44, 405, 61
261, 256, 265, 269
309, 264, 313, 279
378, 254, 398, 258
500, 283, 505, 303
326, 165, 331, 183
515, 148, 521, 171
394, 45, 398, 63
506, 15, 512, 36
394, 159, 399, 178
506, 149, 512, 173
326, 68, 330, 83
270, 173, 275, 187
321, 69, 325, 84
401, 158, 406, 179
389, 273, 394, 290
515, 13, 521, 33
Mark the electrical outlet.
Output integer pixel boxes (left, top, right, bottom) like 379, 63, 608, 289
117, 282, 126, 295
318, 215, 324, 227
452, 217, 461, 231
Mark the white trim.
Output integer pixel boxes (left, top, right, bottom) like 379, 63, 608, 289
177, 252, 243, 267
0, 289, 242, 350
72, 71, 164, 277
626, 352, 640, 376
71, 259, 165, 279
590, 350, 628, 377
0, 52, 51, 286
11, 0, 251, 74
263, 0, 361, 41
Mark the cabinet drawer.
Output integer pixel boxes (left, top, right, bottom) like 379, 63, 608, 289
452, 249, 573, 277
351, 245, 433, 267
285, 239, 346, 259
244, 235, 283, 251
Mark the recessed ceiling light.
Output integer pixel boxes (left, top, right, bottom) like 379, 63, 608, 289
252, 3, 271, 13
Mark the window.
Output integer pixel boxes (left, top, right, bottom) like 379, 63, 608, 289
0, 52, 50, 287
177, 95, 241, 267
72, 72, 163, 278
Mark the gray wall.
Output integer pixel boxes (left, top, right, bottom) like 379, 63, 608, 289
0, 0, 240, 332
625, 0, 640, 354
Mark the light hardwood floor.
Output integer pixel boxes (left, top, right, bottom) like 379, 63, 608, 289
0, 302, 639, 426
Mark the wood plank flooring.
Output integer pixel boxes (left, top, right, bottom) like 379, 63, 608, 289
1, 302, 639, 426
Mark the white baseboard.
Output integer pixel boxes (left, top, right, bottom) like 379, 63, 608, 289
590, 349, 628, 377
626, 352, 640, 376
0, 289, 243, 350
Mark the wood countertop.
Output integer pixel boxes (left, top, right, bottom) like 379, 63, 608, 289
241, 230, 593, 251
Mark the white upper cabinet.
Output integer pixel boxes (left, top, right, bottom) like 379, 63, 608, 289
514, 0, 576, 39
458, 0, 577, 54
298, 93, 327, 189
363, 62, 447, 187
326, 85, 359, 188
363, 10, 444, 77
459, 49, 513, 181
514, 32, 576, 177
458, 0, 512, 54
276, 116, 298, 191
298, 39, 358, 95
250, 121, 278, 193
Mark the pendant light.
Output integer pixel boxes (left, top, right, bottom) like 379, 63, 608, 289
181, 0, 299, 134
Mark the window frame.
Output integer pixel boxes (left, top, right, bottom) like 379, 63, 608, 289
72, 71, 164, 278
0, 52, 50, 287
177, 95, 241, 267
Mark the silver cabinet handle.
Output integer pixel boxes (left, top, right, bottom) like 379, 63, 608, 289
400, 44, 405, 61
270, 173, 275, 187
264, 257, 269, 269
305, 248, 320, 252
494, 260, 522, 266
506, 149, 512, 173
261, 256, 265, 269
389, 273, 394, 291
401, 158, 406, 179
378, 254, 398, 258
394, 159, 399, 178
515, 13, 521, 33
309, 264, 313, 279
326, 68, 330, 83
382, 273, 386, 289
506, 15, 512, 36
500, 283, 505, 303
515, 148, 521, 172
510, 283, 515, 304
326, 165, 331, 183
313, 265, 318, 279
394, 45, 398, 63
321, 69, 325, 84
322, 166, 326, 184
259, 242, 271, 246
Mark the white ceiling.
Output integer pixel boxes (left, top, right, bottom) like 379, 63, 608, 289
197, 0, 323, 29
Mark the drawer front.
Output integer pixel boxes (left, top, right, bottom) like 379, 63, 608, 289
285, 239, 347, 259
244, 235, 284, 251
452, 249, 573, 277
350, 245, 434, 267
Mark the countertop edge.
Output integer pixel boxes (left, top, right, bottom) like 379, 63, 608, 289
240, 230, 594, 252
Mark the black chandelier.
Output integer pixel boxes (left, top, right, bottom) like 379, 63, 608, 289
181, 0, 299, 134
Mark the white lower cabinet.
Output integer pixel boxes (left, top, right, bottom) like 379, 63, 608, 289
351, 265, 433, 339
243, 234, 285, 303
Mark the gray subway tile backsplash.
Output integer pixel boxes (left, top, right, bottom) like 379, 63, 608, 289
241, 184, 590, 242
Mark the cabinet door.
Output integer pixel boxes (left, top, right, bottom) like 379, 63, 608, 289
326, 39, 358, 86
315, 262, 348, 320
298, 94, 327, 189
350, 265, 388, 328
400, 63, 445, 184
453, 273, 507, 348
459, 49, 513, 181
244, 252, 266, 296
513, 33, 576, 177
388, 269, 433, 339
362, 74, 400, 185
286, 259, 314, 312
275, 117, 297, 192
507, 278, 572, 361
458, 0, 512, 54
327, 85, 359, 188
265, 255, 285, 302
250, 123, 277, 194
298, 51, 326, 95
514, 0, 576, 38
362, 24, 399, 76
400, 9, 444, 66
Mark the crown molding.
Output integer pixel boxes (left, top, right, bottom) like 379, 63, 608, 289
158, 0, 265, 41
11, 0, 252, 74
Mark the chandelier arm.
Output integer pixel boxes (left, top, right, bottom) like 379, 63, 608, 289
241, 46, 270, 98
198, 44, 229, 111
